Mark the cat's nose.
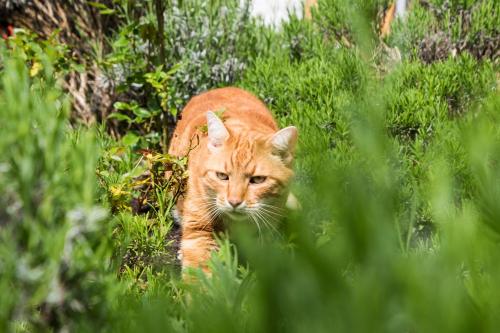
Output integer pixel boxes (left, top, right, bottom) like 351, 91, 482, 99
228, 199, 243, 208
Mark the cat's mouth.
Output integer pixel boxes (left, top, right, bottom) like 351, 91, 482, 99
224, 209, 248, 221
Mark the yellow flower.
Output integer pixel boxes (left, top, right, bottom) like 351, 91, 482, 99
30, 62, 43, 77
110, 186, 127, 197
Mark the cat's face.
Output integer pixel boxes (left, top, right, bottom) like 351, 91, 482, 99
201, 112, 297, 223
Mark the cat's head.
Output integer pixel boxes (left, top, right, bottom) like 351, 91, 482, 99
201, 111, 297, 222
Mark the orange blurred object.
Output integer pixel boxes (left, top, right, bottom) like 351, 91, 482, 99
1, 23, 14, 39
380, 3, 396, 38
304, 0, 317, 20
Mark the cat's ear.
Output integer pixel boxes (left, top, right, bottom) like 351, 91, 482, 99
269, 126, 298, 164
206, 111, 229, 152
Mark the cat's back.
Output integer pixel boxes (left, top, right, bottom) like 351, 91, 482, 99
169, 87, 277, 156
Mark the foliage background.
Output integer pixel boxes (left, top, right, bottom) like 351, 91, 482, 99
0, 0, 499, 332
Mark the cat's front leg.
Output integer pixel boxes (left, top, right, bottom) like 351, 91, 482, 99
180, 223, 218, 273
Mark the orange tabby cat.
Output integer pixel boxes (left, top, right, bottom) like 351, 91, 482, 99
168, 87, 298, 272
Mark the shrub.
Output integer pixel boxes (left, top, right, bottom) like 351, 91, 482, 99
388, 0, 500, 62
1, 1, 500, 332
0, 43, 116, 331
102, 0, 273, 149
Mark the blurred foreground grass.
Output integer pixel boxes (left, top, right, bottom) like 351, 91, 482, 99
0, 0, 499, 332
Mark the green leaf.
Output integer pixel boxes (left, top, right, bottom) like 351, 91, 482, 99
122, 133, 140, 147
100, 8, 116, 15
132, 108, 153, 119
87, 2, 109, 9
113, 101, 135, 111
107, 112, 132, 122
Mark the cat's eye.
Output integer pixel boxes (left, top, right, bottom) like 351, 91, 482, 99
250, 176, 267, 184
216, 172, 229, 181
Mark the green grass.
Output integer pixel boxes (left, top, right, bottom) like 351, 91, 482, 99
0, 0, 499, 332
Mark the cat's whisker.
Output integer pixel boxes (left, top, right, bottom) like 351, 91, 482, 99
260, 207, 284, 219
259, 209, 282, 235
249, 212, 263, 244
199, 206, 218, 221
196, 198, 223, 230
261, 217, 280, 236
259, 203, 286, 216
251, 208, 280, 237
258, 204, 285, 220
